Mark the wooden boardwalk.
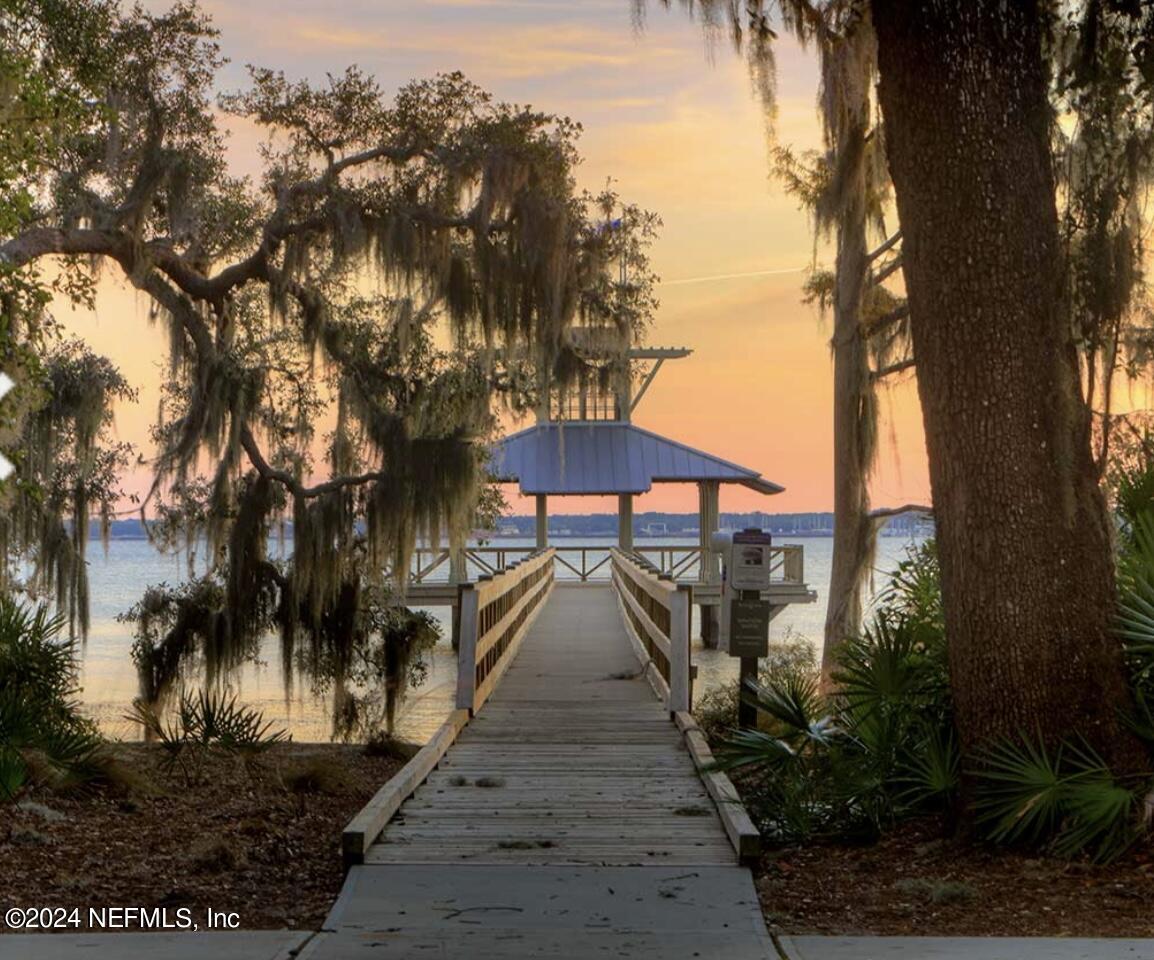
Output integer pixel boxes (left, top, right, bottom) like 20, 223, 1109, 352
369, 585, 733, 867
308, 583, 773, 958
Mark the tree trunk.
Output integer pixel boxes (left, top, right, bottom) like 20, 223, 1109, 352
822, 122, 876, 677
871, 0, 1139, 765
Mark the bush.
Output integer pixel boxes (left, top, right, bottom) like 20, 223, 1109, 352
129, 689, 289, 785
714, 541, 959, 844
694, 631, 817, 742
0, 596, 103, 799
279, 754, 355, 796
720, 534, 1154, 862
971, 734, 1145, 863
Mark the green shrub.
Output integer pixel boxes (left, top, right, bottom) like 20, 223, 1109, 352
129, 689, 288, 785
0, 596, 103, 799
971, 734, 1146, 863
720, 533, 1153, 862
694, 631, 817, 742
714, 542, 958, 844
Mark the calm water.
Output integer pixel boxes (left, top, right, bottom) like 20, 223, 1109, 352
75, 534, 922, 744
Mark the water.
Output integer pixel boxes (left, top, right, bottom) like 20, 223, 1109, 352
75, 534, 922, 744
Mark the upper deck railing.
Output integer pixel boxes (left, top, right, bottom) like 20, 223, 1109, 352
408, 542, 805, 587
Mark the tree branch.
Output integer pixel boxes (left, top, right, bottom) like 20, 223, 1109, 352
870, 357, 916, 380
869, 503, 933, 521
871, 255, 903, 286
0, 227, 127, 268
867, 230, 902, 262
861, 303, 910, 338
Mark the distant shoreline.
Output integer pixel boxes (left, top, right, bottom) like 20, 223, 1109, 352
92, 511, 930, 542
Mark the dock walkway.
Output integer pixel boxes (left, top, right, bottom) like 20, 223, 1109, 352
305, 584, 774, 958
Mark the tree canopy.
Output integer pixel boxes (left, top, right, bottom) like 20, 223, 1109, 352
0, 0, 659, 714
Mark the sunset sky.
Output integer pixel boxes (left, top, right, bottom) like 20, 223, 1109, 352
59, 0, 931, 516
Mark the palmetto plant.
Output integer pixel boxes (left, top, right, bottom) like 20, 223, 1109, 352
721, 510, 1154, 858
0, 596, 103, 800
972, 735, 1148, 863
715, 542, 960, 842
129, 690, 289, 785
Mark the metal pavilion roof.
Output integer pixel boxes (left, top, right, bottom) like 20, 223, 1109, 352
490, 422, 784, 497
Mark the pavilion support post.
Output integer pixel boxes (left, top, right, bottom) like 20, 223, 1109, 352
698, 480, 721, 648
618, 494, 634, 552
535, 495, 548, 550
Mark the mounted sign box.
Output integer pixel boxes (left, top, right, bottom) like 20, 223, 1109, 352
710, 528, 775, 658
728, 529, 774, 592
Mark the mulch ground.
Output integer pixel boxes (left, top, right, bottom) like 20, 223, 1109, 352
756, 817, 1154, 937
0, 743, 402, 931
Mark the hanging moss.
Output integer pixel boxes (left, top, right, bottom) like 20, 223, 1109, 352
5, 47, 663, 724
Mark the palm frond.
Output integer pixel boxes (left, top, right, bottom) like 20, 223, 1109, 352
972, 735, 1068, 846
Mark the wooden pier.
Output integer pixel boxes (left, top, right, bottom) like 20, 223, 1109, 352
312, 550, 775, 959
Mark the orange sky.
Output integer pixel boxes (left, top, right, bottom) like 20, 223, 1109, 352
55, 0, 931, 516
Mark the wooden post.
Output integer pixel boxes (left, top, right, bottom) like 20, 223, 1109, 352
618, 493, 634, 551
738, 657, 758, 729
698, 480, 720, 582
669, 585, 692, 714
448, 542, 467, 584
449, 542, 467, 651
737, 588, 759, 729
535, 495, 548, 550
455, 584, 479, 712
698, 480, 720, 648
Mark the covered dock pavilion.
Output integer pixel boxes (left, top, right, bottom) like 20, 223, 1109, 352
487, 345, 803, 643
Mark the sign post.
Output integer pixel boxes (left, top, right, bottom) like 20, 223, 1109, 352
712, 528, 775, 729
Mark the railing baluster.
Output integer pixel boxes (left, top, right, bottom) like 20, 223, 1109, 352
608, 548, 692, 713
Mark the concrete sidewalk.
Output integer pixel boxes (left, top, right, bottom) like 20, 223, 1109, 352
779, 937, 1154, 960
3, 929, 1154, 957
300, 863, 774, 959
0, 931, 311, 959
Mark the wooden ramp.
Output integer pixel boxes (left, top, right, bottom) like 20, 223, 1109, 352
307, 584, 773, 959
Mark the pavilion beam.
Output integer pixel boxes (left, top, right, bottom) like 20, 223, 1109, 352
629, 358, 664, 415
698, 480, 721, 648
618, 494, 634, 551
535, 494, 548, 550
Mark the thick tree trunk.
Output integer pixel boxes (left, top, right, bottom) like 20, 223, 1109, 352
822, 126, 876, 677
871, 0, 1139, 764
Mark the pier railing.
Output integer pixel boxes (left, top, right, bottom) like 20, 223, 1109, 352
609, 548, 691, 713
456, 548, 555, 714
410, 542, 805, 586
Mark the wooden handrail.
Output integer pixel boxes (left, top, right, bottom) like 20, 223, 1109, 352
609, 548, 691, 713
342, 709, 470, 867
456, 548, 556, 714
408, 543, 806, 586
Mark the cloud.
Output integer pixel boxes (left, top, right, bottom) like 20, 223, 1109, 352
275, 18, 684, 81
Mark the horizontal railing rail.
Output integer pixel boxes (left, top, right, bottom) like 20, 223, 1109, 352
409, 542, 805, 586
456, 548, 556, 714
608, 547, 691, 713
